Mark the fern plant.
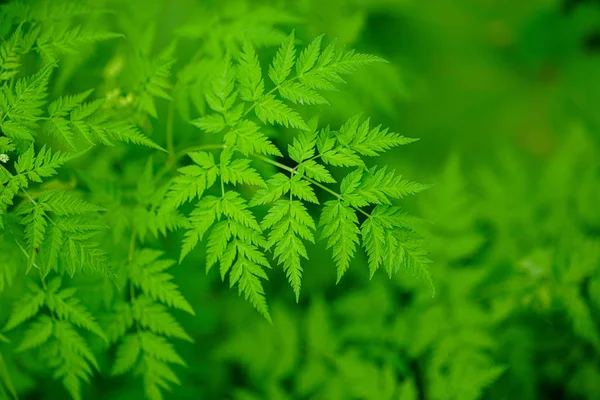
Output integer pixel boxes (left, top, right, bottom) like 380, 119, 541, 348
162, 32, 433, 320
0, 1, 431, 399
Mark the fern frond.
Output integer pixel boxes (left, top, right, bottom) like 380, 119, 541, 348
50, 320, 99, 400
341, 115, 417, 156
342, 166, 431, 207
269, 31, 296, 86
138, 331, 185, 399
0, 24, 35, 82
162, 151, 217, 210
231, 256, 272, 323
106, 123, 166, 151
0, 137, 15, 154
18, 201, 48, 266
250, 173, 291, 206
132, 296, 193, 342
104, 303, 134, 344
299, 160, 335, 183
307, 41, 386, 87
180, 195, 218, 262
111, 333, 140, 376
220, 153, 266, 188
3, 281, 44, 331
237, 40, 264, 102
0, 63, 54, 140
262, 199, 315, 300
191, 113, 226, 133
138, 330, 185, 366
15, 145, 71, 183
362, 205, 434, 291
62, 232, 112, 277
196, 191, 272, 320
16, 314, 53, 352
45, 278, 107, 341
279, 80, 329, 105
36, 25, 122, 62
224, 119, 281, 157
319, 200, 360, 282
255, 94, 309, 130
296, 34, 323, 75
136, 55, 175, 118
290, 175, 319, 204
38, 190, 105, 216
206, 55, 237, 118
129, 249, 195, 315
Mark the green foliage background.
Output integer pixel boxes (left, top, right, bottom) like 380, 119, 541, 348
1, 0, 600, 399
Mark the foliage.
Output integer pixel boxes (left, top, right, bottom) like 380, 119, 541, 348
2, 0, 600, 399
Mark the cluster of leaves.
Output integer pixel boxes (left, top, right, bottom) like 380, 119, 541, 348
212, 128, 600, 400
0, 1, 431, 400
3, 0, 596, 400
165, 31, 432, 320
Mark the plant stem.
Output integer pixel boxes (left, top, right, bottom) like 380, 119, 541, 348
253, 154, 371, 219
166, 102, 175, 167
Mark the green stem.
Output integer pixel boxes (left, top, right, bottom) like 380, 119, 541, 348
166, 103, 175, 168
254, 154, 371, 219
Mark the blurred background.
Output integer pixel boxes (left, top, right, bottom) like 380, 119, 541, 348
2, 0, 600, 399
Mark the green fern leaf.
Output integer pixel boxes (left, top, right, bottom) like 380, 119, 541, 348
290, 175, 319, 204
225, 120, 282, 157
298, 160, 335, 183
319, 200, 360, 282
162, 151, 217, 210
45, 278, 107, 341
19, 202, 47, 266
191, 113, 226, 133
138, 331, 185, 366
237, 40, 264, 102
220, 153, 266, 188
111, 334, 140, 376
52, 320, 99, 400
0, 63, 54, 140
38, 190, 105, 216
16, 314, 53, 352
180, 196, 219, 262
296, 34, 323, 76
230, 255, 272, 323
206, 55, 237, 117
262, 199, 315, 300
279, 81, 328, 105
129, 249, 195, 315
132, 296, 193, 342
250, 173, 291, 206
36, 25, 122, 62
107, 123, 166, 151
255, 94, 308, 130
269, 31, 296, 86
15, 145, 71, 182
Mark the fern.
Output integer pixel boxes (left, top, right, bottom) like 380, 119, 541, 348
0, 2, 437, 399
109, 249, 191, 400
2, 277, 103, 400
128, 249, 194, 316
175, 32, 431, 313
0, 63, 54, 140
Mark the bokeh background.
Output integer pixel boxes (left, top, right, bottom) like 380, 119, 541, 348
2, 0, 600, 399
